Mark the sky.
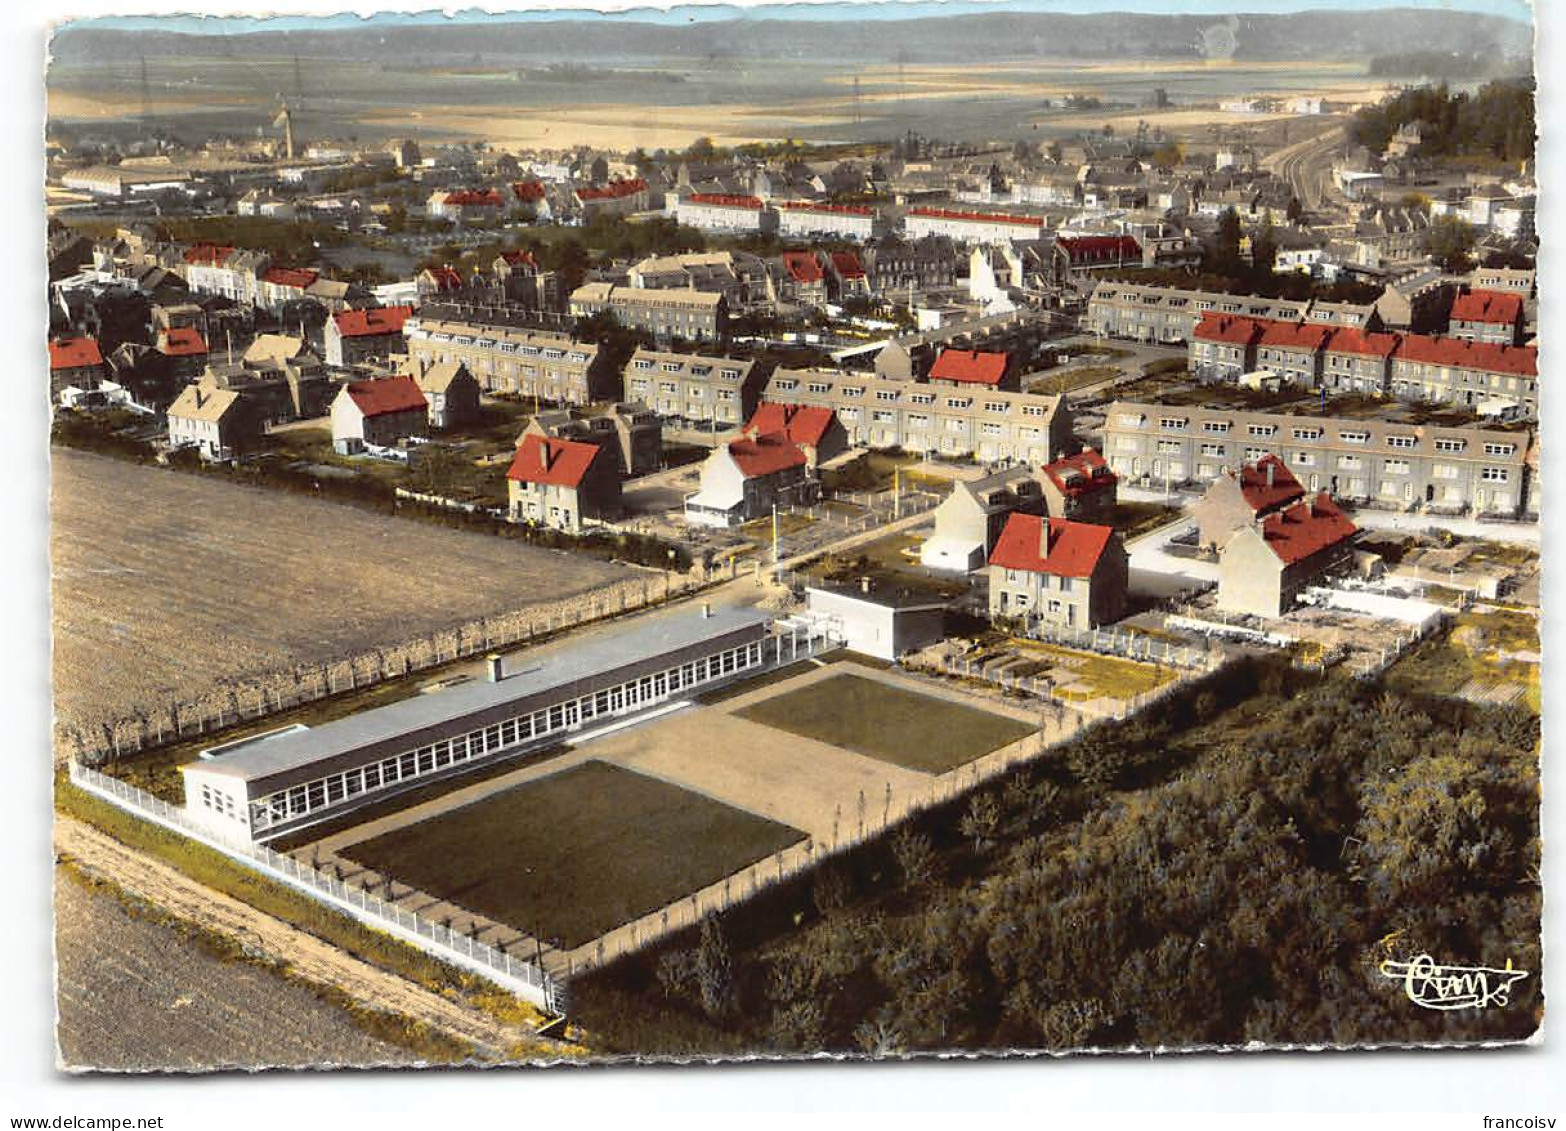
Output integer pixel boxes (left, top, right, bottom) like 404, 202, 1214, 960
71, 0, 1535, 36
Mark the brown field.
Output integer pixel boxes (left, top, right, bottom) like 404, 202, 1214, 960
49, 449, 636, 739
357, 103, 846, 150
54, 871, 418, 1071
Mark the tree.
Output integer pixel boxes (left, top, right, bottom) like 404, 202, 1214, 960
1207, 207, 1245, 277
891, 828, 937, 889
958, 792, 1000, 851
1251, 216, 1279, 277
694, 914, 735, 1020
1426, 216, 1479, 273
1150, 142, 1183, 169
1355, 752, 1518, 903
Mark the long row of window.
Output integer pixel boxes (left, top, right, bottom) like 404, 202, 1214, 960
246, 639, 766, 832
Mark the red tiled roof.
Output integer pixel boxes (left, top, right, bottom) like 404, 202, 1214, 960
344, 375, 428, 418
780, 201, 874, 216
1325, 327, 1400, 359
782, 251, 825, 284
1056, 235, 1140, 262
1451, 289, 1524, 326
157, 327, 208, 357
262, 266, 319, 289
512, 180, 547, 202
506, 434, 602, 488
929, 348, 1009, 387
1393, 334, 1537, 377
333, 304, 414, 338
49, 337, 103, 370
909, 207, 1044, 228
745, 403, 837, 449
1254, 493, 1358, 565
830, 251, 865, 279
576, 178, 648, 202
183, 243, 234, 266
421, 267, 465, 291
1258, 320, 1332, 352
1043, 448, 1117, 498
496, 249, 537, 268
1193, 312, 1266, 346
728, 430, 807, 477
687, 192, 765, 210
988, 515, 1116, 578
1235, 454, 1305, 515
443, 189, 503, 207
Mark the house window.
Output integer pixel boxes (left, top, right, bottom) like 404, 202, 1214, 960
1387, 435, 1417, 449
1483, 443, 1517, 457
1482, 467, 1510, 482
1158, 417, 1188, 430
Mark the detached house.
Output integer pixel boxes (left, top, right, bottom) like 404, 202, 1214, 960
684, 431, 819, 528
920, 465, 1045, 573
48, 336, 106, 400
156, 326, 209, 381
1192, 454, 1305, 551
167, 384, 259, 462
1217, 493, 1358, 618
410, 359, 482, 430
326, 305, 414, 368
988, 515, 1128, 631
781, 251, 831, 306
506, 433, 623, 534
742, 403, 847, 468
330, 376, 431, 454
1040, 448, 1118, 520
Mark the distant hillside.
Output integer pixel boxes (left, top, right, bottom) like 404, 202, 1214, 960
50, 7, 1532, 68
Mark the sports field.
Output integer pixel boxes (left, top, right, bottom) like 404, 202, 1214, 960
734, 673, 1035, 774
344, 761, 804, 948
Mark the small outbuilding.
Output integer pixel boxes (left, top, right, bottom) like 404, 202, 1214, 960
805, 580, 948, 662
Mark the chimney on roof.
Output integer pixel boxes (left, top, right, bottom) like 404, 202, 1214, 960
486, 653, 503, 682
701, 602, 713, 619
1265, 461, 1275, 488
1303, 496, 1314, 518
539, 440, 551, 470
859, 576, 873, 594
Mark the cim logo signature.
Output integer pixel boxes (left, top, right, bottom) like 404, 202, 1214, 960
1378, 954, 1530, 1011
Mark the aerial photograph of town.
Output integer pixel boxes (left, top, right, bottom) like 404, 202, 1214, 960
23, 0, 1556, 1115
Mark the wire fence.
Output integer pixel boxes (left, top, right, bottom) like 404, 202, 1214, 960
932, 649, 1222, 722
67, 761, 565, 1016
1009, 620, 1217, 670
63, 570, 716, 770
556, 696, 1082, 979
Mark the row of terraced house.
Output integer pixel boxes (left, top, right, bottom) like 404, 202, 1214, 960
1189, 312, 1538, 417
1099, 400, 1537, 518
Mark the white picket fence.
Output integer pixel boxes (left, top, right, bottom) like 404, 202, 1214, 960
67, 762, 565, 1016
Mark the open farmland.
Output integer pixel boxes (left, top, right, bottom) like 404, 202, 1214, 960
54, 871, 419, 1071
49, 449, 637, 744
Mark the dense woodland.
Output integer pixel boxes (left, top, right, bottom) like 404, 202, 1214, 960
1350, 79, 1536, 168
574, 660, 1541, 1055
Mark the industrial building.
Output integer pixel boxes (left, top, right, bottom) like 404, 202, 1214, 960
181, 605, 775, 844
